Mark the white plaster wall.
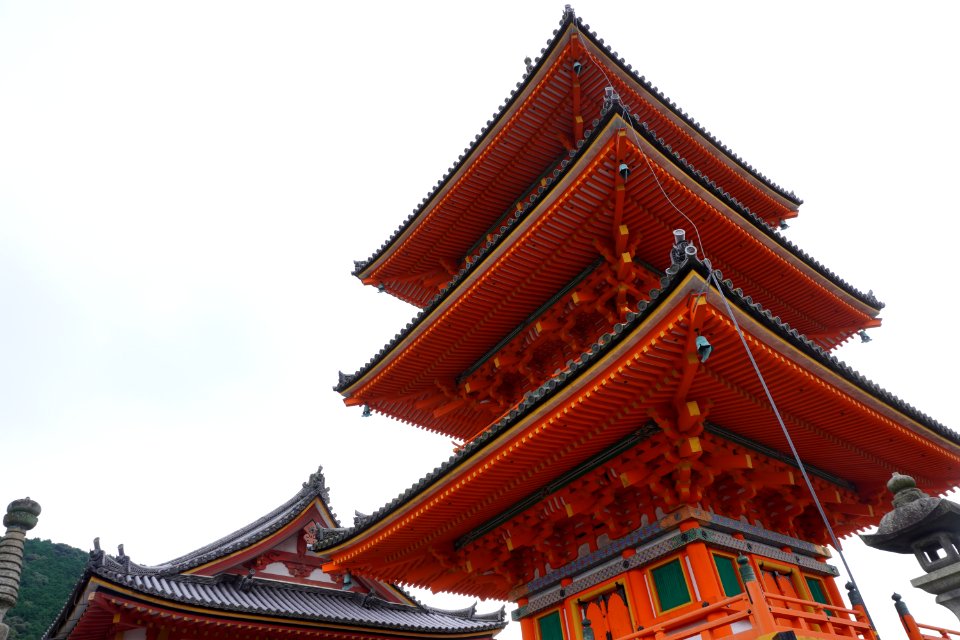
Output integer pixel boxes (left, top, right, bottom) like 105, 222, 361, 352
275, 535, 298, 553
263, 561, 291, 576
308, 568, 331, 582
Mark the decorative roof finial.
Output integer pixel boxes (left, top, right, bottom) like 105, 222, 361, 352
0, 497, 41, 633
602, 86, 621, 113
90, 537, 104, 565
117, 543, 130, 568
670, 229, 693, 266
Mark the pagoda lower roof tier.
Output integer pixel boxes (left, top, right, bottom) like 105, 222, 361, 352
339, 112, 881, 438
355, 9, 804, 307
321, 262, 958, 599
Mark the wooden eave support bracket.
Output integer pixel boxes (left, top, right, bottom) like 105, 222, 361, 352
672, 294, 709, 411
570, 33, 585, 142
613, 129, 627, 240
749, 470, 797, 486
433, 397, 468, 418
823, 499, 875, 518
320, 561, 342, 574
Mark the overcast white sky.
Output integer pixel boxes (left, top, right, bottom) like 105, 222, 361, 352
2, 1, 959, 637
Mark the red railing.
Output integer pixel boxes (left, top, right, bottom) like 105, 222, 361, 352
765, 592, 873, 638
915, 621, 960, 640
613, 593, 751, 640
611, 590, 875, 640
894, 593, 960, 640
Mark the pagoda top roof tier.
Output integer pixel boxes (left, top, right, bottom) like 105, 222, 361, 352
354, 8, 805, 307
320, 261, 958, 598
338, 111, 882, 438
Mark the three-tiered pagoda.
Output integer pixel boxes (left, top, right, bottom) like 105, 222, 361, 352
46, 7, 960, 640
323, 7, 960, 640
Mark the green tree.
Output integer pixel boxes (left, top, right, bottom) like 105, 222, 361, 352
5, 538, 88, 640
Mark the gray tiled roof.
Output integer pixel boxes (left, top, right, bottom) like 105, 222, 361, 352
324, 257, 958, 551
337, 104, 881, 394
84, 566, 505, 633
353, 7, 802, 277
44, 466, 505, 639
153, 466, 340, 574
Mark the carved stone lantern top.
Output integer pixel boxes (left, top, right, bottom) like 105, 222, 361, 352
860, 473, 960, 573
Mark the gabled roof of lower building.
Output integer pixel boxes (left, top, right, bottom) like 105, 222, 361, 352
51, 567, 505, 636
44, 467, 506, 639
156, 466, 340, 574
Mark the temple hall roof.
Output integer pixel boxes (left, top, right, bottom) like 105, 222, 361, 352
44, 467, 506, 639
53, 567, 505, 636
157, 466, 340, 574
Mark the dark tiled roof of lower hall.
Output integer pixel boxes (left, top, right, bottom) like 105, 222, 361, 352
67, 567, 506, 635
324, 257, 958, 551
352, 7, 802, 278
141, 466, 342, 574
337, 105, 882, 394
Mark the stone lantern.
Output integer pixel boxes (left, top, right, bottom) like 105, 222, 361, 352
0, 497, 42, 640
860, 473, 960, 621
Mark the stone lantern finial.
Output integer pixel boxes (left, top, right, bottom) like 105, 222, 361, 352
0, 497, 42, 640
888, 472, 929, 508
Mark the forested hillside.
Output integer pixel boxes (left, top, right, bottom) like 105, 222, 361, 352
5, 538, 88, 640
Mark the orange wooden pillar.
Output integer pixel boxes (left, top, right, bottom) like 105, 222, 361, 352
845, 582, 878, 640
737, 556, 777, 634
679, 522, 726, 639
892, 593, 924, 640
819, 561, 845, 607
621, 549, 655, 631
518, 598, 536, 640
678, 522, 723, 603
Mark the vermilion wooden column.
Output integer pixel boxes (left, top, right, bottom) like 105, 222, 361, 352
517, 598, 536, 640
621, 549, 655, 630
893, 593, 924, 640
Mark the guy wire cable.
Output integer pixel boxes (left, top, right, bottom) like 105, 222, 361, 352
709, 271, 878, 631
576, 42, 879, 628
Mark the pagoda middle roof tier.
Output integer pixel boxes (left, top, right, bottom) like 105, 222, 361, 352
338, 112, 882, 438
321, 262, 958, 597
355, 9, 804, 307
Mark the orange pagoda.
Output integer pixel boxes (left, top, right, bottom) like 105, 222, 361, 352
325, 7, 960, 640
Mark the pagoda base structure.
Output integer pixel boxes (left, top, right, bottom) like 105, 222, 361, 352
510, 506, 872, 640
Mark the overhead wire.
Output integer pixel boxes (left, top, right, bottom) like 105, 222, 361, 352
574, 42, 879, 629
